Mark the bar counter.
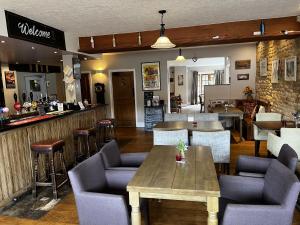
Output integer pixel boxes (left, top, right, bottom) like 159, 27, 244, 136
0, 105, 106, 206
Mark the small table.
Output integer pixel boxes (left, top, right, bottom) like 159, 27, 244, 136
127, 145, 220, 225
153, 121, 224, 132
211, 107, 244, 141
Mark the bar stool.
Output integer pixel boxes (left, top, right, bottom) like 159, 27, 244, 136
31, 139, 69, 200
96, 119, 116, 148
73, 127, 96, 164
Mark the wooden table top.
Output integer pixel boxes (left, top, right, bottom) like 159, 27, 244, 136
127, 145, 220, 197
211, 106, 243, 114
153, 121, 224, 132
253, 121, 295, 130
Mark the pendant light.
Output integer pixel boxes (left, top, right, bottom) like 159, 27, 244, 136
176, 48, 185, 61
151, 10, 175, 49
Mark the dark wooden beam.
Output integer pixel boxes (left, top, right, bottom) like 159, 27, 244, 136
79, 16, 300, 53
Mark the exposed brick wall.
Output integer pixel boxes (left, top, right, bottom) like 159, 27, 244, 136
256, 39, 300, 120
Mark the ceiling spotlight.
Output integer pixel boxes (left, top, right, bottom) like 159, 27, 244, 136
192, 56, 198, 62
60, 59, 63, 62
31, 46, 35, 50
151, 10, 175, 49
84, 57, 88, 60
176, 48, 185, 61
0, 40, 5, 43
138, 32, 142, 46
281, 30, 300, 35
212, 35, 220, 40
54, 51, 58, 54
37, 60, 40, 63
16, 62, 19, 64
112, 34, 116, 48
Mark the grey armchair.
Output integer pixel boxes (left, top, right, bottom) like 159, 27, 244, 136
68, 153, 148, 225
236, 144, 298, 178
219, 160, 300, 225
100, 140, 148, 170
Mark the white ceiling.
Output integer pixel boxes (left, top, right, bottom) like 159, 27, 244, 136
0, 0, 299, 37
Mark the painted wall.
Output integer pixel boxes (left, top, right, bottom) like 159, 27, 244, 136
81, 43, 256, 127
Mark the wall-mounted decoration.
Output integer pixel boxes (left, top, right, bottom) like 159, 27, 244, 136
260, 58, 267, 77
271, 59, 279, 83
285, 56, 297, 81
141, 62, 161, 91
178, 75, 184, 86
237, 74, 249, 80
4, 71, 16, 88
235, 60, 251, 69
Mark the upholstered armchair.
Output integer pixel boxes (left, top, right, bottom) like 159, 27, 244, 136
219, 160, 300, 225
190, 130, 230, 173
68, 153, 148, 225
194, 113, 219, 121
153, 129, 189, 145
164, 113, 188, 121
236, 144, 298, 178
268, 128, 300, 157
99, 140, 148, 170
253, 112, 282, 156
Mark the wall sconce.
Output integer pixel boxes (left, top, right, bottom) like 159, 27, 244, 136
112, 34, 116, 48
93, 70, 104, 74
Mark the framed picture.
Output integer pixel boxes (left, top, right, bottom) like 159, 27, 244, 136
178, 75, 184, 86
141, 62, 161, 91
4, 71, 16, 88
235, 60, 251, 69
260, 58, 267, 77
271, 59, 279, 83
285, 56, 297, 81
237, 74, 249, 80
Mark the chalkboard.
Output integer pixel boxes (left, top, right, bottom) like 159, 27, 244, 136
144, 105, 164, 131
144, 91, 153, 106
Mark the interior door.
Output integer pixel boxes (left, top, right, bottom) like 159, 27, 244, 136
80, 73, 91, 104
112, 71, 136, 127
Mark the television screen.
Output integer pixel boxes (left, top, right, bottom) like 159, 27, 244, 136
72, 58, 81, 79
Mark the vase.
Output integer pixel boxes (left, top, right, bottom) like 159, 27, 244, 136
180, 151, 185, 159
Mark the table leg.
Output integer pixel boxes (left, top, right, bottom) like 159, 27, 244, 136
207, 196, 218, 225
129, 192, 141, 225
239, 118, 243, 142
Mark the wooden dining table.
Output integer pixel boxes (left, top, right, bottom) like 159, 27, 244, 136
153, 121, 224, 132
127, 145, 220, 225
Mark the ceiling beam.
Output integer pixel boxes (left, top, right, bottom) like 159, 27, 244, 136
79, 16, 300, 54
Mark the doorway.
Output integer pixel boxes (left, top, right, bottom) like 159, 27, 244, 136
111, 71, 136, 127
80, 73, 92, 104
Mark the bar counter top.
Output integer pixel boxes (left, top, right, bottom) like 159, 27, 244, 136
0, 104, 106, 132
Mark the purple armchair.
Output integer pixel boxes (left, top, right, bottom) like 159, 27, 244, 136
100, 140, 148, 170
219, 160, 300, 225
68, 152, 148, 225
236, 144, 298, 178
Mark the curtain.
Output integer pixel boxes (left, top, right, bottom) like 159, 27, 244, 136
191, 71, 198, 105
214, 70, 225, 85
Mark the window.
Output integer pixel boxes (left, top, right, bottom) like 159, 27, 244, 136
197, 73, 215, 102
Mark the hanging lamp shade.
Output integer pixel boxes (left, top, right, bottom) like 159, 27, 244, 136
176, 48, 185, 61
151, 10, 175, 49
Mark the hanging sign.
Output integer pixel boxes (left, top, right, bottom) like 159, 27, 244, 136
5, 10, 66, 50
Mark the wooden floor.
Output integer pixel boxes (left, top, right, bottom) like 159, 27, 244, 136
0, 127, 300, 225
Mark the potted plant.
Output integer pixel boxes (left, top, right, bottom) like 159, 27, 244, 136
243, 86, 254, 100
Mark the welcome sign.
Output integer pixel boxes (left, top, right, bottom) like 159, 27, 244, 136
5, 11, 66, 50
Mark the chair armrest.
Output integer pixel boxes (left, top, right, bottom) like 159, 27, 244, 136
236, 155, 272, 174
222, 204, 287, 225
75, 191, 129, 225
219, 175, 264, 202
120, 152, 148, 167
105, 169, 136, 190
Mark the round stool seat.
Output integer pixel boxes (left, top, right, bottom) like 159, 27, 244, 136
74, 127, 96, 136
31, 139, 65, 153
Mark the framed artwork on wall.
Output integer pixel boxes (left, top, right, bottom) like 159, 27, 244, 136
141, 62, 161, 91
178, 75, 184, 85
4, 71, 16, 89
260, 58, 267, 77
285, 56, 297, 81
271, 59, 279, 83
235, 60, 251, 69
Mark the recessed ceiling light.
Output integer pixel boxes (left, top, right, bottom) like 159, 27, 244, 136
37, 60, 40, 63
54, 51, 58, 54
84, 57, 88, 60
31, 46, 35, 50
60, 59, 63, 62
1, 40, 5, 43
16, 62, 19, 64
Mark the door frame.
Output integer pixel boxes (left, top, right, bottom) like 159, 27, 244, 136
108, 69, 138, 127
81, 71, 93, 104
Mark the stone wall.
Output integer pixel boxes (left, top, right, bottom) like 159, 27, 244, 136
256, 39, 300, 120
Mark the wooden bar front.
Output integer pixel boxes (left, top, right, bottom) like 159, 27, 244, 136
0, 106, 106, 206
